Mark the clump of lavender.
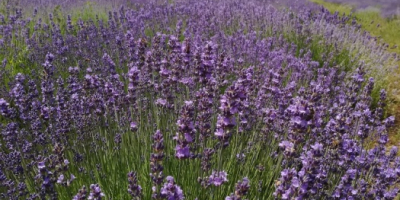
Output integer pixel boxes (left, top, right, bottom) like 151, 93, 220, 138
0, 0, 399, 199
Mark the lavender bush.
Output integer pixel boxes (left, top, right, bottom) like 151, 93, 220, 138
0, 0, 399, 199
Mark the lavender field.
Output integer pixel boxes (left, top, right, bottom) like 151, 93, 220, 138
0, 0, 399, 199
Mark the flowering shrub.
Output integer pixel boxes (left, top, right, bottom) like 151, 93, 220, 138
0, 0, 399, 199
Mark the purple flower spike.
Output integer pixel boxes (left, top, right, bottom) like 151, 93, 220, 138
0, 98, 10, 117
128, 171, 142, 199
150, 130, 165, 198
73, 185, 88, 200
175, 100, 196, 159
226, 177, 250, 199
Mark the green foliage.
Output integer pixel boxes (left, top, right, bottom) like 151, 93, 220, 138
52, 106, 282, 199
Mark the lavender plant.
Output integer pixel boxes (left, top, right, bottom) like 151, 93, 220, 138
0, 0, 399, 199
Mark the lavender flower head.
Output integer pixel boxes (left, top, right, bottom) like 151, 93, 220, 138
73, 186, 88, 200
174, 100, 196, 159
208, 170, 228, 186
226, 177, 250, 200
88, 184, 105, 200
279, 140, 295, 157
0, 98, 10, 117
160, 176, 185, 200
130, 122, 138, 132
128, 171, 142, 199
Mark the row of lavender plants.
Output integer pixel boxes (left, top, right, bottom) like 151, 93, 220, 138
0, 0, 399, 199
1, 0, 397, 103
323, 0, 400, 17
